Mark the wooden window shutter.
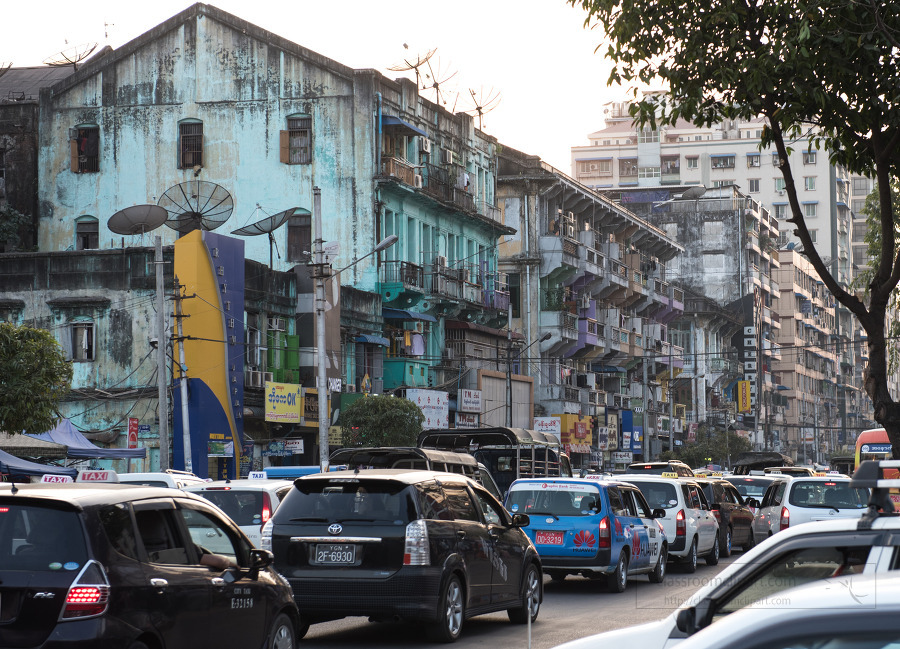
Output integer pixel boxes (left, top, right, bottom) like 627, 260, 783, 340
70, 139, 79, 173
279, 131, 290, 164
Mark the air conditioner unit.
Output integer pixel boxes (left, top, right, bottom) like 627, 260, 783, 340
245, 370, 261, 388
777, 190, 785, 196
440, 149, 454, 165
414, 174, 424, 188
344, 383, 356, 393
442, 348, 455, 360
420, 138, 431, 153
566, 224, 576, 238
268, 317, 286, 332
434, 255, 447, 267
263, 372, 274, 384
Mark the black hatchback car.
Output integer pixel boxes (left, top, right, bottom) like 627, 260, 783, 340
263, 469, 542, 642
0, 483, 300, 649
691, 477, 755, 556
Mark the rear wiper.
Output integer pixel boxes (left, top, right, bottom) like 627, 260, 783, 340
289, 517, 328, 522
529, 511, 559, 520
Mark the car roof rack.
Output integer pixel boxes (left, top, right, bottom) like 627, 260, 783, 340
850, 459, 900, 529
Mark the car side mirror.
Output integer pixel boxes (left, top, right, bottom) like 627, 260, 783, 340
675, 606, 697, 634
249, 548, 274, 569
746, 498, 760, 509
511, 513, 530, 528
652, 508, 667, 519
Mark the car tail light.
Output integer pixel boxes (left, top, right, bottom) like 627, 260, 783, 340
598, 516, 611, 549
261, 491, 273, 528
711, 509, 721, 523
404, 519, 430, 565
676, 509, 686, 537
260, 519, 273, 552
780, 506, 790, 531
61, 561, 109, 620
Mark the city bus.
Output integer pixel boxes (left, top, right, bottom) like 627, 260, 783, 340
855, 428, 900, 506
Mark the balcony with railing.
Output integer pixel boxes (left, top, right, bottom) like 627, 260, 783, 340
380, 259, 426, 305
381, 157, 417, 186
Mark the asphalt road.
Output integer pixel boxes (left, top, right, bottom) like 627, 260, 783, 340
299, 555, 737, 648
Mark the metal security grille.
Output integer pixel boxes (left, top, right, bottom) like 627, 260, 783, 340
179, 122, 203, 168
287, 117, 311, 164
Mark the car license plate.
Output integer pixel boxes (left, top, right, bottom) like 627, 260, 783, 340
315, 544, 356, 564
535, 531, 564, 545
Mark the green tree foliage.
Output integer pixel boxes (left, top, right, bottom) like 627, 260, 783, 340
661, 425, 752, 469
571, 0, 900, 456
0, 206, 31, 252
0, 323, 72, 434
339, 394, 425, 447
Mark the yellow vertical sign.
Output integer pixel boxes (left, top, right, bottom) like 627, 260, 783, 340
737, 380, 751, 413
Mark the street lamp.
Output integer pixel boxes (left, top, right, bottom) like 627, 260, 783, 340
506, 332, 552, 427
313, 186, 398, 472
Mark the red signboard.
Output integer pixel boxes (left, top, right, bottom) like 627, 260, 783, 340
127, 417, 138, 449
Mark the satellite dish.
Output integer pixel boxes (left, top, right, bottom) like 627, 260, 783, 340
158, 181, 234, 233
680, 185, 707, 200
230, 206, 310, 268
230, 206, 309, 236
107, 204, 169, 235
42, 42, 98, 70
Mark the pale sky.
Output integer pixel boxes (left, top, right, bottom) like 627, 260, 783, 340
4, 0, 623, 172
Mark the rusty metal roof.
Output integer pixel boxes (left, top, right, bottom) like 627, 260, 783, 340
0, 66, 74, 103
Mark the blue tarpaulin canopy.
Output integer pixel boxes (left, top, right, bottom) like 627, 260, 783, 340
0, 448, 77, 478
383, 308, 437, 322
381, 115, 428, 138
28, 418, 147, 459
355, 334, 390, 346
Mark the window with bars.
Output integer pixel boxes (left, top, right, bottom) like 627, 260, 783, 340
280, 116, 312, 164
178, 122, 203, 168
70, 126, 100, 173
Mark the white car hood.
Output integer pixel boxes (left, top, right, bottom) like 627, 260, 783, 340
553, 616, 676, 649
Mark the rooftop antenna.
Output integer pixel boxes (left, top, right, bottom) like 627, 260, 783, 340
422, 56, 458, 106
42, 42, 98, 70
464, 87, 501, 130
231, 205, 311, 269
0, 62, 11, 80
104, 22, 115, 40
387, 47, 436, 90
158, 180, 234, 234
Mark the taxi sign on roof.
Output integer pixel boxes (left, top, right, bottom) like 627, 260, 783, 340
40, 474, 73, 483
76, 469, 119, 483
248, 471, 267, 480
661, 472, 679, 478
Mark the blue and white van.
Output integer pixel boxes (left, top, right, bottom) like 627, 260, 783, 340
505, 477, 668, 592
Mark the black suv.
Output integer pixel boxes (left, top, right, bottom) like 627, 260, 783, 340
263, 469, 542, 642
0, 483, 300, 649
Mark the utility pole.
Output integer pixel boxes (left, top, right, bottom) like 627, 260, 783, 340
506, 300, 513, 427
642, 355, 650, 460
669, 339, 674, 453
314, 187, 330, 473
154, 237, 170, 470
173, 277, 192, 474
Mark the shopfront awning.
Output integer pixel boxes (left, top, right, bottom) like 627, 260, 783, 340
381, 115, 428, 139
383, 308, 437, 322
355, 334, 390, 346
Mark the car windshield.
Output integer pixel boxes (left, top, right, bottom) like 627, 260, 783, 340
789, 481, 869, 509
0, 504, 88, 571
726, 477, 772, 499
506, 485, 601, 516
283, 479, 414, 523
194, 490, 264, 526
621, 480, 679, 509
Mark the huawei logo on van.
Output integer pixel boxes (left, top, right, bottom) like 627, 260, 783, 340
328, 523, 343, 535
573, 531, 595, 547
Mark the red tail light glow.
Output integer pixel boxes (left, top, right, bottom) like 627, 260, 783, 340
598, 516, 611, 549
63, 586, 109, 618
780, 506, 790, 531
261, 491, 273, 525
676, 509, 686, 537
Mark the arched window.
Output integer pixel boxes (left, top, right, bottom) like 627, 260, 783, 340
75, 215, 99, 250
178, 119, 203, 169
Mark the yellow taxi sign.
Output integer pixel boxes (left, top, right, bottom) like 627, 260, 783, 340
711, 472, 723, 476
661, 472, 679, 478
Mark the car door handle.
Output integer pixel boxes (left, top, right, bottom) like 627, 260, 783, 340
211, 577, 226, 588
150, 578, 168, 590
457, 530, 466, 539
